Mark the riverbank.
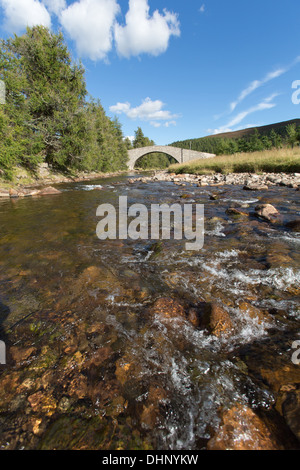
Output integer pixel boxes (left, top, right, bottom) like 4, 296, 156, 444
131, 170, 300, 190
0, 163, 131, 198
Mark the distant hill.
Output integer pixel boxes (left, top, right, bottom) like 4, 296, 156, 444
205, 119, 300, 140
171, 119, 300, 156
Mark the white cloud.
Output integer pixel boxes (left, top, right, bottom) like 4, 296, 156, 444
59, 0, 120, 61
125, 135, 135, 143
0, 0, 51, 32
199, 4, 205, 13
110, 102, 131, 114
1, 0, 181, 62
212, 94, 278, 135
164, 120, 176, 127
42, 0, 66, 15
230, 69, 285, 112
114, 0, 180, 58
110, 97, 179, 124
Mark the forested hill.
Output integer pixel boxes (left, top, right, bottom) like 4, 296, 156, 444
0, 26, 128, 180
171, 119, 300, 156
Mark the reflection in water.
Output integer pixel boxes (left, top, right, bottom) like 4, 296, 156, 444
0, 174, 299, 449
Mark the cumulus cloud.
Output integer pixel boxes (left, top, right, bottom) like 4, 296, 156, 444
114, 0, 180, 58
0, 0, 51, 32
110, 97, 179, 125
59, 0, 120, 61
0, 0, 181, 61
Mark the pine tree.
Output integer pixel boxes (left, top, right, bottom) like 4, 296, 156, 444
286, 124, 298, 148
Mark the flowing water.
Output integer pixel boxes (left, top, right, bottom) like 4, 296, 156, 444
0, 173, 299, 450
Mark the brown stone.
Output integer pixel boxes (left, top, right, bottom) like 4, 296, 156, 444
10, 346, 36, 363
28, 391, 57, 416
141, 403, 159, 430
255, 204, 279, 222
207, 404, 280, 450
148, 385, 168, 404
187, 308, 201, 328
37, 186, 61, 196
243, 183, 269, 191
260, 365, 300, 393
115, 359, 132, 385
85, 346, 112, 368
238, 301, 272, 325
243, 184, 269, 191
152, 297, 186, 319
281, 387, 300, 441
67, 374, 88, 399
9, 188, 19, 198
226, 208, 249, 217
207, 303, 234, 338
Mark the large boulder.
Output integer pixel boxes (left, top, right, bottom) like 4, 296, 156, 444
207, 403, 281, 450
255, 203, 279, 222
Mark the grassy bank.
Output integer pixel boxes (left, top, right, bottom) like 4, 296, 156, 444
169, 147, 300, 175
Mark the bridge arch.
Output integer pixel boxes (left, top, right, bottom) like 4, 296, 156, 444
128, 146, 215, 171
128, 146, 182, 170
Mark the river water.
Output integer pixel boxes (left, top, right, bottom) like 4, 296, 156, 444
0, 173, 299, 450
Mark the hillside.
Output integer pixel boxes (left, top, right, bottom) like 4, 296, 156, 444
205, 119, 300, 140
171, 119, 300, 156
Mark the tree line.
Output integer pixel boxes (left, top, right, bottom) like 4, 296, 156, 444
0, 26, 128, 179
171, 124, 300, 156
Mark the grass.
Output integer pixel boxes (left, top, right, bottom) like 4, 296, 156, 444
168, 147, 300, 175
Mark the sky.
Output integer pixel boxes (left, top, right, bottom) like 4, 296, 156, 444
0, 0, 300, 145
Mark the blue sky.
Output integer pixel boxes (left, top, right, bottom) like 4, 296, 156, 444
0, 0, 300, 145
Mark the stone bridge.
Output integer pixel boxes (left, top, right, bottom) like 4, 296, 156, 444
128, 145, 215, 170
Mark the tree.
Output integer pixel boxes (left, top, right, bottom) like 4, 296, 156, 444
7, 26, 87, 169
124, 137, 133, 150
286, 124, 298, 148
0, 27, 129, 177
133, 127, 154, 148
269, 129, 282, 149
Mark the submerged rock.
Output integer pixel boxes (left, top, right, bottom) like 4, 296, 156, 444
285, 219, 300, 232
225, 207, 249, 217
152, 297, 186, 320
281, 386, 300, 442
28, 391, 57, 417
207, 403, 281, 450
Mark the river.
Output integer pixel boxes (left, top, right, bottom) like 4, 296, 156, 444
0, 173, 299, 450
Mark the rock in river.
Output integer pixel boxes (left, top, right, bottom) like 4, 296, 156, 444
38, 186, 62, 196
207, 403, 281, 450
255, 203, 279, 222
